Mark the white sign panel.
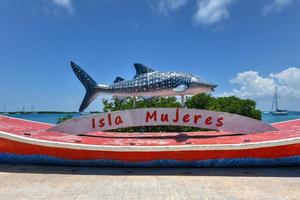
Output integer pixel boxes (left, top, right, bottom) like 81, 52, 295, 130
48, 108, 278, 135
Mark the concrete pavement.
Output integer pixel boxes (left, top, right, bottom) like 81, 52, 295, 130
0, 164, 299, 200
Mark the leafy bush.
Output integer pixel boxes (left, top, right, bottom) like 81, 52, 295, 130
57, 114, 73, 124
185, 94, 261, 120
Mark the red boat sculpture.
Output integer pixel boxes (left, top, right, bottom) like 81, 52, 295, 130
0, 112, 299, 167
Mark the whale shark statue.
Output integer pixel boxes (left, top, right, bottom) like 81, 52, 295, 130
71, 61, 217, 112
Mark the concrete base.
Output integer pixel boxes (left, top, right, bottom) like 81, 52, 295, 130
0, 164, 299, 200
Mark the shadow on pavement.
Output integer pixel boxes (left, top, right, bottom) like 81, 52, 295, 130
0, 164, 299, 177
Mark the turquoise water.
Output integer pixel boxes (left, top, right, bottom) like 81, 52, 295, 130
4, 112, 300, 124
5, 113, 82, 124
261, 112, 300, 123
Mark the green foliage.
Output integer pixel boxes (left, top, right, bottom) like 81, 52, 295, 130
185, 94, 262, 120
57, 114, 73, 124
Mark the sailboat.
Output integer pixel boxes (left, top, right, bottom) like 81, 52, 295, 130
271, 86, 288, 115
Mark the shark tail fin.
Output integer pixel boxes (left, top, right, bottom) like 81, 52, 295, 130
70, 61, 98, 112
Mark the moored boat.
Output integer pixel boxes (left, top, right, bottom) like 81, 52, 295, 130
271, 86, 288, 115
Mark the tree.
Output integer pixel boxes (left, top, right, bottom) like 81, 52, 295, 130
185, 94, 261, 120
57, 114, 73, 124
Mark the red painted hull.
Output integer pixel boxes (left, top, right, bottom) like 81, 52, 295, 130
0, 115, 299, 167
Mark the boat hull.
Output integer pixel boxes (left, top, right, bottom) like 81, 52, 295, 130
271, 111, 289, 115
0, 115, 299, 167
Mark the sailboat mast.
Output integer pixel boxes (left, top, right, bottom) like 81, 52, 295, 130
270, 85, 287, 115
271, 86, 276, 112
275, 86, 278, 111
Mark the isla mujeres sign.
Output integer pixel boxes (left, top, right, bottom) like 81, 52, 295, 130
48, 108, 277, 135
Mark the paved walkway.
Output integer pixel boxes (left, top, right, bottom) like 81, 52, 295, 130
0, 164, 299, 200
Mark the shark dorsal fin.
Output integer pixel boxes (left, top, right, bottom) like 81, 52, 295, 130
133, 63, 155, 78
113, 76, 125, 83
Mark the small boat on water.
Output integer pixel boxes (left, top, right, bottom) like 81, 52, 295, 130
271, 86, 288, 115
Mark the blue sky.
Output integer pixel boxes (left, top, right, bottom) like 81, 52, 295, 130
0, 0, 300, 112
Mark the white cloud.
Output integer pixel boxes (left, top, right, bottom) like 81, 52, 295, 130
193, 0, 235, 25
53, 0, 73, 11
222, 67, 300, 110
150, 0, 188, 16
227, 71, 275, 97
262, 0, 295, 15
270, 67, 300, 96
43, 0, 74, 15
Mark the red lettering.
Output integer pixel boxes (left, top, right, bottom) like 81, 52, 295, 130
146, 111, 157, 122
205, 116, 212, 125
99, 118, 105, 128
194, 115, 202, 124
216, 117, 224, 127
108, 113, 112, 126
183, 114, 190, 123
161, 114, 169, 122
173, 108, 179, 122
92, 118, 95, 128
115, 116, 123, 125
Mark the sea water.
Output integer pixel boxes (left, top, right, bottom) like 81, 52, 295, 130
4, 111, 300, 124
5, 113, 82, 124
262, 111, 300, 123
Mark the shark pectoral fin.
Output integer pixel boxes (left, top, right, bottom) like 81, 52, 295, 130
139, 96, 153, 100
173, 85, 188, 93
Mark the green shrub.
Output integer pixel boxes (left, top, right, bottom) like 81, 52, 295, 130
185, 94, 261, 120
57, 114, 73, 124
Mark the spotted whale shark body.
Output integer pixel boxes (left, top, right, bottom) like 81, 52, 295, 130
71, 61, 217, 112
